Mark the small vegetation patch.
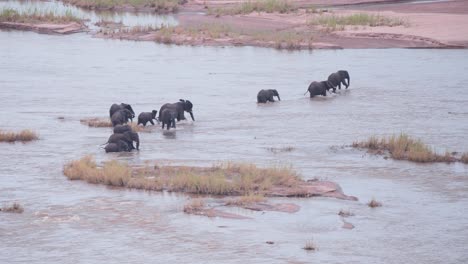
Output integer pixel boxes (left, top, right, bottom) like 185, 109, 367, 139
309, 13, 408, 31
367, 198, 382, 208
1, 202, 24, 213
0, 8, 81, 24
352, 133, 461, 163
183, 198, 205, 213
267, 146, 295, 153
461, 153, 468, 164
62, 0, 183, 13
80, 118, 113, 128
303, 240, 317, 251
208, 0, 297, 16
0, 129, 39, 143
338, 209, 354, 217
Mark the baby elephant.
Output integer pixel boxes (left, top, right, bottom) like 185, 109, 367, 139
138, 110, 158, 126
160, 109, 177, 130
105, 140, 131, 153
106, 131, 140, 150
113, 124, 132, 134
257, 89, 281, 103
305, 81, 334, 98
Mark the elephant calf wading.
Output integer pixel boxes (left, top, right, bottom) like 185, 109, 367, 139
111, 109, 133, 127
159, 99, 194, 122
257, 89, 281, 103
105, 131, 140, 150
113, 124, 132, 134
109, 103, 135, 119
160, 109, 177, 130
105, 140, 131, 153
305, 81, 334, 98
327, 70, 350, 92
138, 110, 158, 126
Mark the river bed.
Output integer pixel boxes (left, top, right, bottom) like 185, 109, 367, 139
0, 28, 467, 263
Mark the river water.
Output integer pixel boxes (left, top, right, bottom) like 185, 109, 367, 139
1, 13, 468, 264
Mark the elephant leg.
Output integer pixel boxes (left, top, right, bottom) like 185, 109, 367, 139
162, 122, 165, 129
172, 120, 176, 128
150, 120, 155, 125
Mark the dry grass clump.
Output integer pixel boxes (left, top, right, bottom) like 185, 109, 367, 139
367, 198, 382, 208
62, 0, 183, 13
303, 240, 317, 251
1, 202, 24, 213
0, 129, 39, 143
352, 133, 457, 163
0, 8, 81, 24
183, 198, 205, 213
208, 0, 297, 16
461, 153, 468, 164
225, 194, 266, 206
309, 13, 409, 31
338, 209, 354, 217
80, 118, 113, 127
63, 156, 302, 195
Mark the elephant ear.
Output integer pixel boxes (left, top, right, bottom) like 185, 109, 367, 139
185, 100, 193, 111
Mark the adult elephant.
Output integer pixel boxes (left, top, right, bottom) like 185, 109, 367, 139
105, 131, 140, 150
305, 81, 334, 98
160, 109, 177, 130
327, 70, 350, 92
257, 89, 281, 103
138, 110, 158, 126
111, 109, 133, 127
159, 99, 194, 122
105, 140, 131, 153
109, 103, 135, 119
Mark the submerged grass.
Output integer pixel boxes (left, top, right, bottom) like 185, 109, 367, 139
0, 129, 39, 143
0, 8, 81, 24
309, 13, 409, 31
80, 118, 113, 127
303, 240, 317, 251
1, 202, 24, 213
62, 0, 183, 12
63, 156, 301, 195
183, 198, 205, 213
225, 194, 266, 206
208, 0, 297, 16
352, 133, 459, 163
367, 198, 382, 208
151, 24, 314, 50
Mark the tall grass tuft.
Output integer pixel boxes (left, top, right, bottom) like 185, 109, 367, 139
0, 129, 39, 143
63, 156, 301, 195
80, 118, 113, 127
352, 133, 458, 163
0, 8, 81, 24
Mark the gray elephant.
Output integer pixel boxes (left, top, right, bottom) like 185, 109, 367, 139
109, 103, 135, 119
159, 99, 194, 122
327, 70, 350, 92
113, 124, 132, 134
105, 140, 131, 153
305, 81, 334, 98
111, 109, 133, 127
138, 110, 158, 126
160, 109, 177, 130
257, 89, 281, 103
105, 131, 140, 150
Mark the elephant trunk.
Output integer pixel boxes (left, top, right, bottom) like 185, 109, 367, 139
189, 111, 195, 121
304, 89, 309, 96
277, 95, 281, 101
347, 77, 350, 87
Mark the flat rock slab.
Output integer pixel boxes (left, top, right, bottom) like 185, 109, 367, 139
0, 22, 86, 35
243, 202, 300, 213
186, 208, 251, 220
268, 180, 358, 201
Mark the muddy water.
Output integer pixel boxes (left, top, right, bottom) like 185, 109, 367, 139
1, 29, 468, 263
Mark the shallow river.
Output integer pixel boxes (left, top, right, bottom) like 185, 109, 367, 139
1, 27, 468, 263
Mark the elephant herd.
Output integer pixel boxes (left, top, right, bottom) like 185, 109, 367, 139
103, 70, 349, 153
257, 70, 350, 103
103, 100, 195, 153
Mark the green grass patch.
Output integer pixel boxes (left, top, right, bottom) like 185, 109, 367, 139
208, 0, 297, 16
63, 0, 184, 12
0, 8, 81, 24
